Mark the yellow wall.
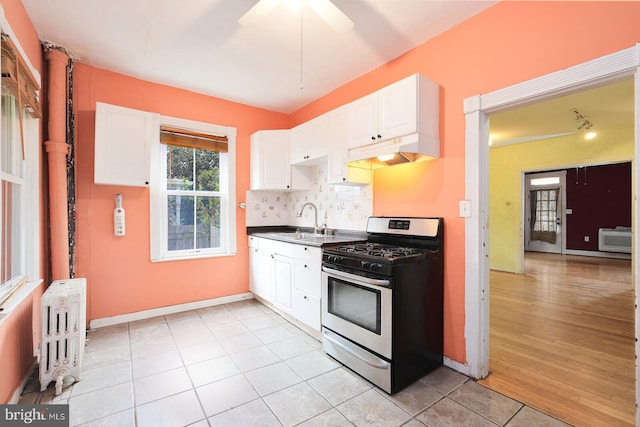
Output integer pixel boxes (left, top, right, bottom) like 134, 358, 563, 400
489, 126, 634, 273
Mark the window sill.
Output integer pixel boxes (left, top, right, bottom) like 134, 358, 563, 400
151, 251, 237, 263
0, 278, 44, 326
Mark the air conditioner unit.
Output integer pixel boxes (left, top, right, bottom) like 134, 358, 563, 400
39, 278, 87, 395
598, 228, 632, 253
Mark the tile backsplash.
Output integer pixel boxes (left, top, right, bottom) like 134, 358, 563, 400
246, 166, 372, 231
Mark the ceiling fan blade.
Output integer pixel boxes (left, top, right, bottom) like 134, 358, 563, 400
308, 0, 354, 32
239, 0, 282, 27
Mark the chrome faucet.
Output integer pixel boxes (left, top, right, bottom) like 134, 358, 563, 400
297, 202, 324, 234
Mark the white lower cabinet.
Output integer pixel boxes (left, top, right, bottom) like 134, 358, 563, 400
273, 254, 294, 314
248, 237, 322, 331
249, 236, 274, 300
293, 291, 321, 331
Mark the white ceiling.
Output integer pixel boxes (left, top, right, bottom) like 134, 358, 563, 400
21, 0, 497, 114
489, 78, 635, 147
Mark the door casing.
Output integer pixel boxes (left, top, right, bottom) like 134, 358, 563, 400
462, 43, 639, 425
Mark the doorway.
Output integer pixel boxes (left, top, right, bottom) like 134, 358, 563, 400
524, 171, 566, 254
463, 45, 639, 426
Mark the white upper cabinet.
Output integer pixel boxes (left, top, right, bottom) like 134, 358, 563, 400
94, 102, 157, 186
346, 74, 440, 160
378, 75, 419, 140
347, 92, 379, 149
250, 130, 311, 191
326, 107, 371, 185
291, 114, 329, 165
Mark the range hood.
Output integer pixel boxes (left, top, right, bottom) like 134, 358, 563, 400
346, 132, 440, 168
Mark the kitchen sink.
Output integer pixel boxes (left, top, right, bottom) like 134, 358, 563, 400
254, 230, 361, 246
271, 232, 333, 241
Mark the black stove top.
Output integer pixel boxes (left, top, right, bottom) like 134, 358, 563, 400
322, 217, 443, 277
327, 242, 427, 262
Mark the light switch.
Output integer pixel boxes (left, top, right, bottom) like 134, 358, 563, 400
459, 200, 471, 218
566, 208, 573, 214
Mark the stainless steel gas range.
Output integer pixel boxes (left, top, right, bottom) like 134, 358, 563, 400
321, 216, 444, 394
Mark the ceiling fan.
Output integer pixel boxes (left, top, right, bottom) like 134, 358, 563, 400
239, 0, 354, 32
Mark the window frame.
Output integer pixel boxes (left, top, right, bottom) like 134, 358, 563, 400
0, 64, 41, 302
150, 115, 237, 262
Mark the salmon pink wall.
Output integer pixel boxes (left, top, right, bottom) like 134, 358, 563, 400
0, 0, 46, 404
288, 1, 640, 363
73, 65, 288, 321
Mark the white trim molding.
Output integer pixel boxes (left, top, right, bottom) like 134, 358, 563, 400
89, 292, 254, 329
463, 43, 640, 426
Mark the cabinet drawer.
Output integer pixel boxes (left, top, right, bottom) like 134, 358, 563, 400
293, 244, 322, 263
293, 291, 320, 331
294, 260, 321, 297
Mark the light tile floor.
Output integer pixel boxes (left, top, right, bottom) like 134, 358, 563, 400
19, 299, 570, 427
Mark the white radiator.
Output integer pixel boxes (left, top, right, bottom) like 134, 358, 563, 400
39, 278, 87, 395
598, 227, 632, 253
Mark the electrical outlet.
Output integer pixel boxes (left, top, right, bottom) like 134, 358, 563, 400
584, 236, 590, 242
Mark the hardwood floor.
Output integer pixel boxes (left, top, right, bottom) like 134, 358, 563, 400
478, 252, 635, 426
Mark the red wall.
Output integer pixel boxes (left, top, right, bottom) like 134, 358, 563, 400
565, 162, 632, 251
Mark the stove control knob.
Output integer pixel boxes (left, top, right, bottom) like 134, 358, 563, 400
369, 263, 382, 272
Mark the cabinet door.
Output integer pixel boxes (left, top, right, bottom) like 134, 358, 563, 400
327, 108, 348, 183
377, 74, 418, 140
94, 102, 155, 186
249, 247, 274, 301
327, 108, 371, 185
291, 115, 328, 165
250, 130, 291, 190
273, 253, 294, 313
294, 260, 321, 298
347, 93, 378, 149
293, 291, 321, 331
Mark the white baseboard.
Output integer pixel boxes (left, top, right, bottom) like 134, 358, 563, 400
565, 249, 631, 260
89, 292, 254, 329
443, 356, 474, 378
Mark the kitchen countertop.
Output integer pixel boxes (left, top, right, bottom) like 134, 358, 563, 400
247, 226, 367, 247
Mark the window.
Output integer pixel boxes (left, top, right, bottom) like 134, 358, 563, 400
1, 88, 24, 284
150, 116, 236, 261
529, 188, 559, 244
0, 32, 41, 305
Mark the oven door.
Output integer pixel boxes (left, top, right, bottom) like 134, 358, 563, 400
321, 265, 392, 359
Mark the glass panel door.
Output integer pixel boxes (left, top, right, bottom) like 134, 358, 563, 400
327, 277, 381, 334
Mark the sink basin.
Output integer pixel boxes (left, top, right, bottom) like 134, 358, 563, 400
272, 232, 331, 240
253, 231, 366, 247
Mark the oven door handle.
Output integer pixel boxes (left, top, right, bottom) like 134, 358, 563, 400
322, 266, 391, 288
323, 330, 390, 370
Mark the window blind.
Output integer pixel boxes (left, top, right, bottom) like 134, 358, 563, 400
160, 125, 228, 153
1, 33, 41, 119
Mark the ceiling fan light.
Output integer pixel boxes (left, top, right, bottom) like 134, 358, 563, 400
585, 131, 597, 140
